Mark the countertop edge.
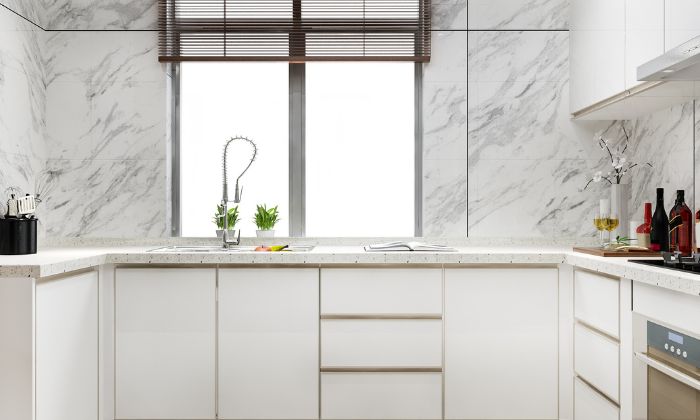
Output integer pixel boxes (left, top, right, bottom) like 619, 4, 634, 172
2, 248, 700, 297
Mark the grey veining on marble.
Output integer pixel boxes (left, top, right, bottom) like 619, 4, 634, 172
42, 159, 167, 237
0, 5, 47, 221
42, 0, 157, 30
468, 30, 600, 237
432, 0, 466, 31
422, 30, 468, 237
468, 0, 569, 30
39, 29, 168, 238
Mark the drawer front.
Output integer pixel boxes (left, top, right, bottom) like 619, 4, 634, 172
574, 323, 619, 402
321, 269, 442, 315
574, 270, 619, 338
321, 373, 442, 420
322, 320, 442, 367
574, 377, 619, 420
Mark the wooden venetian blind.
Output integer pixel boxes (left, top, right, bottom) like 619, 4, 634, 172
158, 0, 431, 62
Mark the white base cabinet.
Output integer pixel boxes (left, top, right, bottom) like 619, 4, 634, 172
218, 268, 319, 420
115, 268, 217, 419
36, 271, 98, 420
445, 268, 559, 420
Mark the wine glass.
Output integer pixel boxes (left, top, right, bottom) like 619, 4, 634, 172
605, 212, 620, 247
593, 212, 607, 248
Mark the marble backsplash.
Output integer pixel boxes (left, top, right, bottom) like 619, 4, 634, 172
0, 3, 46, 219
1, 0, 698, 240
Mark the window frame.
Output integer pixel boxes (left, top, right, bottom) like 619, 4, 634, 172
170, 61, 423, 237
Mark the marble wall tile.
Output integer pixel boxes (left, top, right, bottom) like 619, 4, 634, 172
468, 30, 594, 237
44, 31, 163, 85
41, 0, 157, 30
468, 0, 569, 30
432, 0, 467, 30
422, 30, 467, 237
423, 159, 467, 237
0, 5, 46, 202
0, 0, 46, 28
42, 159, 167, 237
41, 28, 168, 238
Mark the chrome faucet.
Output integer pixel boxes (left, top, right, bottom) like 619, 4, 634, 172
221, 136, 258, 248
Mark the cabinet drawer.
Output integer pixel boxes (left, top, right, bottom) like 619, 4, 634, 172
321, 373, 442, 420
575, 270, 619, 338
574, 377, 619, 420
321, 320, 442, 367
574, 323, 619, 402
321, 269, 442, 315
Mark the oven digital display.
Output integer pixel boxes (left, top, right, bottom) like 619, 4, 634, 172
668, 331, 684, 345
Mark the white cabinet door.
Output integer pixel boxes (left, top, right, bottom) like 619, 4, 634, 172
445, 268, 559, 420
625, 0, 664, 87
665, 0, 700, 50
115, 268, 216, 420
36, 271, 98, 420
570, 0, 626, 111
218, 268, 319, 420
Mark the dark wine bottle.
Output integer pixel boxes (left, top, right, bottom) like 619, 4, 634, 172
669, 190, 693, 256
650, 188, 669, 252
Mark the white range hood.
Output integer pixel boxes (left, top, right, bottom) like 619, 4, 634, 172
638, 35, 700, 82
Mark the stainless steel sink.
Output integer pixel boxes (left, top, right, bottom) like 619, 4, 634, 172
147, 245, 315, 253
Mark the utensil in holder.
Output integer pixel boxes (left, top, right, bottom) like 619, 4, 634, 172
0, 218, 37, 255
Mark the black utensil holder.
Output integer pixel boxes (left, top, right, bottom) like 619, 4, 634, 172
0, 218, 37, 255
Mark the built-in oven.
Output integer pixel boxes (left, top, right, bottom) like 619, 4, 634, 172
633, 318, 700, 420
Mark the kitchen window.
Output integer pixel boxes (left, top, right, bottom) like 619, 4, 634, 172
176, 61, 420, 238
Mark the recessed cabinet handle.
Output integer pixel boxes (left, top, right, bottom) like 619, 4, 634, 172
634, 352, 700, 392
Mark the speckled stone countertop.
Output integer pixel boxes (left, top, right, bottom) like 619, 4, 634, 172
1, 240, 698, 297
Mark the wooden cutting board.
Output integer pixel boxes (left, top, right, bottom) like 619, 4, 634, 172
573, 246, 660, 257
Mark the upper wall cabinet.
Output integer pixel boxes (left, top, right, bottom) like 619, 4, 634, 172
665, 0, 700, 50
569, 0, 700, 118
570, 0, 626, 112
625, 0, 664, 88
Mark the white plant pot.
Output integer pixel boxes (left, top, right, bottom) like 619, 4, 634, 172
216, 229, 238, 239
256, 229, 275, 238
610, 183, 630, 238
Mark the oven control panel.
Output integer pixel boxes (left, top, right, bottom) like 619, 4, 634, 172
648, 321, 700, 368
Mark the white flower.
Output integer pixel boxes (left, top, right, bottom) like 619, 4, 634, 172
612, 155, 626, 169
592, 171, 603, 182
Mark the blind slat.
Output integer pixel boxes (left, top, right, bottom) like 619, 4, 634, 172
158, 0, 431, 62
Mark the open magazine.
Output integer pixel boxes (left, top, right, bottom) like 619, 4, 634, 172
364, 241, 457, 252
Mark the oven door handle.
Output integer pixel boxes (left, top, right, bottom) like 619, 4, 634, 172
635, 351, 700, 392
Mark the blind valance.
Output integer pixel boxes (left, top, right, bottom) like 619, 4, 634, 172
158, 0, 431, 62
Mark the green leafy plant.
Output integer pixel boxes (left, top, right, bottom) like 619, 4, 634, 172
254, 204, 280, 231
213, 204, 240, 230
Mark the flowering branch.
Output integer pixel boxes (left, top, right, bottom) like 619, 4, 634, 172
583, 124, 653, 189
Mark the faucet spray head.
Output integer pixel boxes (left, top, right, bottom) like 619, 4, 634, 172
234, 181, 243, 203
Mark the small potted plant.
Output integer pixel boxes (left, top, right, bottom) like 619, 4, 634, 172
254, 204, 279, 238
214, 204, 240, 238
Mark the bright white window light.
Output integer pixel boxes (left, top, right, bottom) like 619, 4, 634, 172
180, 62, 289, 237
305, 62, 415, 237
